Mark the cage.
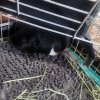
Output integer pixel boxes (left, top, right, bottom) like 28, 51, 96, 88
0, 0, 100, 100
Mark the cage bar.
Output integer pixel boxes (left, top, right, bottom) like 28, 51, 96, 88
43, 0, 89, 14
74, 0, 100, 38
1, 13, 100, 46
17, 0, 20, 15
1, 14, 73, 38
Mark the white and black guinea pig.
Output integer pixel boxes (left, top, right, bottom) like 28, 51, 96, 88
7, 22, 70, 56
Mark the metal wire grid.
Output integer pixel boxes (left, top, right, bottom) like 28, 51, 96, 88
70, 42, 100, 75
0, 0, 100, 45
0, 14, 11, 42
70, 14, 100, 76
88, 16, 100, 40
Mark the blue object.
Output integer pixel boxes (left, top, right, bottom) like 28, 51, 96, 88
66, 48, 100, 86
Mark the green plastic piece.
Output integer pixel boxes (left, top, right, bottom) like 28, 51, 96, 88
66, 48, 100, 86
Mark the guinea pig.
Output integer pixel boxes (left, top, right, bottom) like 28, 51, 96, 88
5, 22, 70, 56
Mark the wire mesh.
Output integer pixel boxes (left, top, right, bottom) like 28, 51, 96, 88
0, 0, 100, 44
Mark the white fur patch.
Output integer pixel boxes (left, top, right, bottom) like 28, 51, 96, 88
49, 47, 57, 56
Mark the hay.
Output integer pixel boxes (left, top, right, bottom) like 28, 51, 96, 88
0, 43, 93, 100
